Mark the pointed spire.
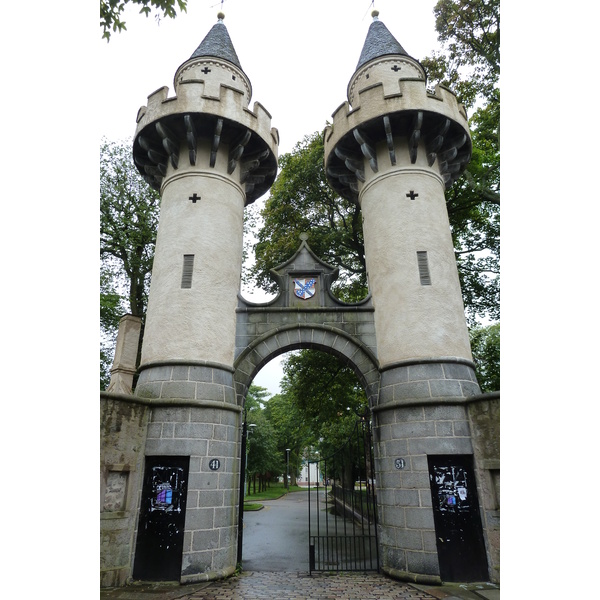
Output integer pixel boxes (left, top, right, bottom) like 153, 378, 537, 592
355, 10, 410, 70
189, 12, 242, 70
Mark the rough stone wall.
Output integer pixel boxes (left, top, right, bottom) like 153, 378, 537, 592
467, 393, 500, 583
143, 402, 241, 583
372, 361, 482, 583
100, 393, 150, 587
135, 363, 242, 583
235, 307, 377, 363
374, 402, 476, 582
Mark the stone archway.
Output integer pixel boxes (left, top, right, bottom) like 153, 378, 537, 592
233, 239, 382, 570
234, 323, 380, 409
233, 239, 380, 408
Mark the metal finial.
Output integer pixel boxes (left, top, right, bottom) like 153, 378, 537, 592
217, 11, 225, 21
372, 9, 380, 21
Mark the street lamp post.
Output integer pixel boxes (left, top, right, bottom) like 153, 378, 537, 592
237, 416, 256, 565
245, 424, 257, 496
286, 448, 290, 490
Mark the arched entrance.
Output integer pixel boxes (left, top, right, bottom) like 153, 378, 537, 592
233, 240, 381, 570
233, 238, 379, 409
234, 325, 379, 410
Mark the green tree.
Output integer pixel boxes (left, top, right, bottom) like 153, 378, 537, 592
469, 323, 500, 392
246, 410, 281, 494
244, 386, 282, 494
101, 0, 188, 41
100, 138, 160, 388
433, 0, 499, 98
279, 350, 369, 489
245, 384, 271, 412
263, 391, 314, 487
250, 132, 367, 303
422, 0, 500, 325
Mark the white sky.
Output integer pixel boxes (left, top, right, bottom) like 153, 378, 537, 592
99, 0, 444, 396
99, 0, 442, 154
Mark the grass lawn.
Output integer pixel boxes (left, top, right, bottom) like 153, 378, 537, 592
243, 481, 304, 502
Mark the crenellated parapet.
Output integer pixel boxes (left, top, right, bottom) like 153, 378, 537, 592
133, 77, 279, 204
324, 77, 471, 201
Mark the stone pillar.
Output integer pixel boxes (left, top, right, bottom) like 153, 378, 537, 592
107, 314, 142, 395
138, 368, 241, 582
372, 371, 480, 581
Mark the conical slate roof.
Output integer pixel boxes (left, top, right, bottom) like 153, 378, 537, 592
189, 17, 242, 69
355, 16, 409, 70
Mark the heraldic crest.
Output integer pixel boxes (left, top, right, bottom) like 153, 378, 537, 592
293, 278, 316, 300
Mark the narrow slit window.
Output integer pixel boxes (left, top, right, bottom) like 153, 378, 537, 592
417, 251, 431, 285
181, 254, 194, 288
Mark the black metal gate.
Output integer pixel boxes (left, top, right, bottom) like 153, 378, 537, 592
307, 417, 379, 573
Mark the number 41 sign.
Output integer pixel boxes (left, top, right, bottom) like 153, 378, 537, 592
209, 459, 221, 471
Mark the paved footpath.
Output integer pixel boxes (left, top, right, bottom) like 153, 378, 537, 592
180, 571, 498, 600
101, 571, 499, 600
183, 571, 438, 600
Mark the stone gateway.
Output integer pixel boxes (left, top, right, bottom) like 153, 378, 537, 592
100, 11, 499, 588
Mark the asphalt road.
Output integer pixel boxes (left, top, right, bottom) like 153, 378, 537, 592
241, 491, 314, 572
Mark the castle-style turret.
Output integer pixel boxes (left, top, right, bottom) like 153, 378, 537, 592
324, 12, 488, 582
130, 14, 278, 583
134, 13, 279, 369
324, 10, 472, 367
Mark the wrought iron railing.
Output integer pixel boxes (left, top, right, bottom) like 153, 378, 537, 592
307, 417, 379, 573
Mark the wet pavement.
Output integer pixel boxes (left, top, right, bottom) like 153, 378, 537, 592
100, 572, 499, 600
241, 494, 310, 571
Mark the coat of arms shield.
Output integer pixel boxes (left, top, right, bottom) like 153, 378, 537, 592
293, 278, 316, 300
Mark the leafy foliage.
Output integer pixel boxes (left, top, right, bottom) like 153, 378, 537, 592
246, 410, 280, 493
280, 351, 368, 457
100, 138, 160, 388
433, 0, 499, 95
423, 0, 500, 326
100, 138, 159, 317
447, 95, 500, 325
263, 391, 313, 486
244, 386, 283, 494
250, 133, 367, 302
100, 0, 188, 41
470, 323, 500, 392
241, 359, 370, 491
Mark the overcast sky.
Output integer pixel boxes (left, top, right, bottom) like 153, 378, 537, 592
100, 0, 442, 153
